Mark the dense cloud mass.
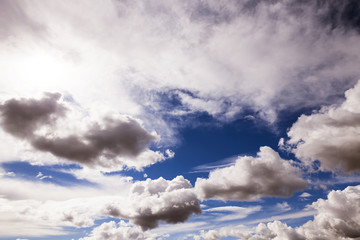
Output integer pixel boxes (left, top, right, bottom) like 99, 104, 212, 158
0, 94, 163, 170
126, 176, 201, 230
195, 147, 306, 201
79, 221, 161, 240
31, 117, 157, 165
1, 0, 360, 125
0, 93, 66, 138
287, 79, 360, 173
192, 185, 360, 240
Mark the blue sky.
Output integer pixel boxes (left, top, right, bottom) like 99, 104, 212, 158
1, 1, 360, 239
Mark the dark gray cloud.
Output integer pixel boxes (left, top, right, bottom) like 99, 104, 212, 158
31, 117, 157, 166
0, 93, 66, 138
0, 94, 158, 168
195, 147, 307, 201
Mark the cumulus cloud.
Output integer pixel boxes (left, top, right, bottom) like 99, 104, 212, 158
124, 176, 201, 231
0, 94, 167, 170
192, 185, 360, 240
79, 220, 161, 240
195, 147, 306, 201
287, 79, 360, 173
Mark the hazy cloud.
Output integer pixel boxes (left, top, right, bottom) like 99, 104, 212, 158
287, 79, 360, 173
195, 147, 306, 201
79, 220, 161, 240
2, 0, 360, 128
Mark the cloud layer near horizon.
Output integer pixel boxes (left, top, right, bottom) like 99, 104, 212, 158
0, 174, 200, 236
192, 184, 360, 240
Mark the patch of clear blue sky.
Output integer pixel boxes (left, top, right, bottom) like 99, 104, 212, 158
2, 161, 95, 187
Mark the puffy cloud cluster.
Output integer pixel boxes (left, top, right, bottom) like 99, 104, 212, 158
79, 221, 161, 240
195, 147, 306, 201
0, 94, 168, 170
297, 185, 360, 239
287, 79, 360, 173
126, 176, 201, 230
192, 185, 360, 240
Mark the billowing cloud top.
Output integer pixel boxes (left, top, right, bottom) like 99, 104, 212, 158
287, 79, 360, 173
195, 147, 307, 201
128, 176, 201, 230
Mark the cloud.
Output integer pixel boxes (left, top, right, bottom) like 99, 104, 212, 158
35, 171, 52, 180
124, 176, 201, 231
190, 225, 251, 240
204, 206, 262, 222
31, 116, 158, 167
0, 94, 167, 170
192, 185, 360, 240
0, 93, 66, 138
195, 147, 306, 201
2, 0, 360, 130
0, 173, 201, 236
0, 0, 46, 40
299, 192, 311, 198
287, 79, 360, 173
79, 220, 161, 240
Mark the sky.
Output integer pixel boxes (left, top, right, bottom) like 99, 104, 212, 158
0, 0, 360, 239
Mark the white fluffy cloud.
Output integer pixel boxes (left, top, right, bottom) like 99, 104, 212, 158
79, 221, 162, 240
192, 185, 360, 240
287, 79, 360, 173
195, 147, 306, 201
125, 176, 201, 230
